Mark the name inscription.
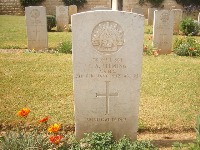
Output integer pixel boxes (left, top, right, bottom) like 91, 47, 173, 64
75, 57, 139, 80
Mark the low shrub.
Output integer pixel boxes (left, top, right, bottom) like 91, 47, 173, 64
20, 0, 45, 8
180, 18, 199, 36
62, 0, 87, 8
0, 129, 51, 150
47, 15, 56, 31
56, 41, 72, 54
173, 36, 200, 56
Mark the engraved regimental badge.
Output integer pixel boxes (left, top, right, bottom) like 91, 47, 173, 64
91, 21, 124, 54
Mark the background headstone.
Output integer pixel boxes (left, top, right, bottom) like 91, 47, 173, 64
25, 6, 48, 51
172, 9, 182, 34
153, 10, 174, 54
131, 5, 143, 15
91, 6, 111, 11
112, 0, 118, 10
69, 5, 77, 24
148, 8, 157, 25
198, 12, 200, 24
72, 11, 144, 140
56, 6, 69, 32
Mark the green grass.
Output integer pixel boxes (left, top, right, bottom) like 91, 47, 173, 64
0, 15, 71, 49
0, 53, 199, 130
0, 15, 200, 131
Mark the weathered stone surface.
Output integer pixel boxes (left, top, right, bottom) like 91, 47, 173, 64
91, 6, 111, 10
69, 5, 77, 24
112, 0, 118, 10
172, 9, 182, 34
25, 6, 48, 50
56, 6, 69, 31
72, 11, 144, 140
131, 5, 143, 15
148, 8, 157, 25
153, 10, 174, 54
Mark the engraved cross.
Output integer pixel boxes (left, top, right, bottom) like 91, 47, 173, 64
96, 81, 118, 115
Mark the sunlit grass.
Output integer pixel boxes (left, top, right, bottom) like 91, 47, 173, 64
0, 15, 71, 49
0, 15, 200, 131
0, 53, 199, 130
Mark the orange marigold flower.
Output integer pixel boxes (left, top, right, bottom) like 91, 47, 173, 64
48, 123, 60, 133
39, 116, 49, 123
49, 135, 62, 145
17, 108, 30, 118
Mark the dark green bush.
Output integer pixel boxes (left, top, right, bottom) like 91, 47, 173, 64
139, 0, 164, 7
56, 41, 72, 54
20, 0, 45, 8
62, 0, 87, 8
173, 36, 200, 56
180, 18, 199, 36
175, 0, 200, 7
47, 15, 56, 31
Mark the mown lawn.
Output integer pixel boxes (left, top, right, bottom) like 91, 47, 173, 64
0, 15, 200, 131
0, 15, 71, 49
0, 53, 199, 130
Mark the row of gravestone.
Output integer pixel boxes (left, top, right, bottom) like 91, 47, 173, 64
25, 6, 200, 141
25, 6, 77, 50
25, 6, 187, 55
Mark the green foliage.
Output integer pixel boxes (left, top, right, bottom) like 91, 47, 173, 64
173, 36, 200, 56
81, 131, 115, 149
0, 129, 51, 150
56, 41, 72, 54
20, 0, 45, 8
0, 131, 157, 150
140, 0, 164, 7
175, 0, 200, 6
47, 15, 56, 32
180, 18, 199, 36
62, 0, 87, 8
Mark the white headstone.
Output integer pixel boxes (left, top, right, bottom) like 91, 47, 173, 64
69, 5, 77, 24
112, 0, 118, 10
91, 6, 111, 11
172, 9, 182, 34
198, 12, 200, 24
148, 8, 157, 25
153, 10, 174, 54
25, 6, 48, 50
72, 11, 144, 140
56, 6, 69, 32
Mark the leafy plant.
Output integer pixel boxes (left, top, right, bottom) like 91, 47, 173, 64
47, 15, 56, 32
20, 0, 45, 8
180, 18, 199, 36
62, 0, 87, 8
0, 129, 51, 150
81, 131, 115, 149
175, 0, 200, 7
139, 0, 164, 7
56, 41, 72, 54
173, 36, 200, 56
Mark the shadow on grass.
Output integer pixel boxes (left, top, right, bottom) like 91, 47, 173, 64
152, 139, 194, 148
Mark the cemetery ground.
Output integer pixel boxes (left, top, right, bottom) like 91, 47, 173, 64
0, 15, 200, 149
